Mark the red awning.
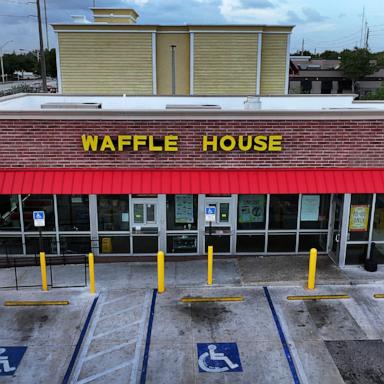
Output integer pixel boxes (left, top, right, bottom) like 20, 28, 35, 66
0, 168, 384, 194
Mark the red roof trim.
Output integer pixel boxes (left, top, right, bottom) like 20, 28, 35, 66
0, 168, 384, 194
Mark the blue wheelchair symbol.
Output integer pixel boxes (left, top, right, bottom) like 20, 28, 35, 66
33, 211, 44, 220
205, 207, 216, 215
197, 343, 242, 373
0, 347, 27, 376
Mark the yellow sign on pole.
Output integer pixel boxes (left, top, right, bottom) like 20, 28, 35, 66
349, 205, 370, 232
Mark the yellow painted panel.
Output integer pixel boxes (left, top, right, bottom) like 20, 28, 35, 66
194, 33, 258, 95
59, 33, 153, 94
156, 33, 189, 95
260, 34, 288, 95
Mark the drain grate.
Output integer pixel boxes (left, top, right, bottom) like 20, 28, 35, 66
325, 340, 384, 384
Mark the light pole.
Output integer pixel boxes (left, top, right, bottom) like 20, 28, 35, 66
0, 40, 14, 84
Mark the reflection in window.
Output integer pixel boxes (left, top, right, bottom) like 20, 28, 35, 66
99, 236, 130, 254
60, 236, 91, 254
373, 194, 384, 241
57, 195, 90, 231
300, 195, 330, 230
26, 236, 57, 255
0, 237, 23, 255
0, 195, 21, 231
98, 195, 129, 231
167, 235, 197, 253
348, 194, 372, 241
237, 195, 266, 230
269, 195, 299, 230
23, 195, 55, 231
166, 195, 197, 230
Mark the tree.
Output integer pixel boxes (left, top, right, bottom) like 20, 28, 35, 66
340, 48, 376, 94
319, 50, 340, 60
362, 84, 384, 100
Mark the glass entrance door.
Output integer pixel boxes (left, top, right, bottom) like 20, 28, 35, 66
204, 197, 234, 253
328, 194, 344, 265
131, 197, 159, 254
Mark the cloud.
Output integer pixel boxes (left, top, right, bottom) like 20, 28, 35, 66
123, 0, 150, 6
301, 7, 327, 22
239, 0, 274, 9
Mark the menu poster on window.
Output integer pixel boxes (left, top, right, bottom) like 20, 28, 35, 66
238, 195, 265, 223
301, 195, 320, 221
175, 195, 194, 223
349, 205, 370, 232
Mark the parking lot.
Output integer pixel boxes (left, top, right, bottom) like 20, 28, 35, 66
1, 280, 384, 383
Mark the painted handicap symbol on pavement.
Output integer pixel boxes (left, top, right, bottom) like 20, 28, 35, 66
197, 343, 242, 373
0, 347, 27, 376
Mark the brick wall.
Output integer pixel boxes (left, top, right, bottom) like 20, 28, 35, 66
1, 119, 384, 168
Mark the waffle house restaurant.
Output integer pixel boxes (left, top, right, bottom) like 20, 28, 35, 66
1, 94, 384, 267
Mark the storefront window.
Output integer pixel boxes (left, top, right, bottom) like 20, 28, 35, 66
267, 234, 296, 252
167, 235, 197, 253
299, 234, 327, 252
236, 235, 265, 253
132, 236, 158, 254
23, 195, 55, 231
348, 194, 372, 241
99, 236, 130, 254
373, 194, 384, 241
205, 234, 230, 253
60, 236, 91, 254
0, 237, 23, 255
269, 195, 299, 230
166, 195, 197, 230
346, 244, 368, 265
300, 195, 330, 230
373, 243, 384, 264
0, 195, 21, 231
237, 195, 266, 230
26, 236, 57, 255
98, 195, 130, 231
57, 195, 90, 231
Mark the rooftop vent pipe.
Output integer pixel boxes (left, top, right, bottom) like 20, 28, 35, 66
244, 96, 262, 110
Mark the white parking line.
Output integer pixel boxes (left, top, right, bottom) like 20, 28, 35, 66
84, 340, 137, 362
101, 304, 143, 320
76, 361, 133, 384
93, 320, 143, 339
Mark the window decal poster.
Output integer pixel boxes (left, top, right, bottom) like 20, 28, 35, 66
238, 195, 265, 223
175, 195, 194, 223
349, 205, 370, 232
301, 195, 320, 221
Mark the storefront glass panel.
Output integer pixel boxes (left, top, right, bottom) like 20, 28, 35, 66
60, 236, 91, 254
99, 236, 130, 254
267, 234, 296, 252
98, 195, 130, 231
346, 244, 368, 265
373, 243, 384, 264
348, 194, 372, 241
237, 195, 266, 230
0, 237, 23, 255
299, 233, 327, 252
300, 195, 330, 230
57, 195, 90, 231
167, 235, 197, 253
236, 235, 265, 253
205, 234, 230, 253
132, 236, 158, 254
23, 195, 55, 231
26, 236, 57, 255
269, 195, 299, 230
373, 194, 384, 241
0, 195, 21, 231
166, 195, 198, 230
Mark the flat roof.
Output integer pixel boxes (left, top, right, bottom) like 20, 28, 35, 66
1, 94, 384, 119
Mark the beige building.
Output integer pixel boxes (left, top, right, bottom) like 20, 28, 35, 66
52, 8, 293, 96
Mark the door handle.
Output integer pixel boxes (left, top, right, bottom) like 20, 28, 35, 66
335, 233, 340, 243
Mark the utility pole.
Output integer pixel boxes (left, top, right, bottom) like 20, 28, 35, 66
43, 0, 49, 50
0, 40, 13, 84
360, 6, 365, 48
36, 0, 47, 92
365, 27, 370, 50
301, 38, 304, 56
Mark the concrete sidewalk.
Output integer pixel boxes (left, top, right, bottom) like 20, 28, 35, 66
1, 256, 384, 290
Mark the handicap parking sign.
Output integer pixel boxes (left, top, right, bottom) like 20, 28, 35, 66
197, 343, 242, 373
205, 207, 216, 222
0, 347, 27, 376
33, 211, 45, 227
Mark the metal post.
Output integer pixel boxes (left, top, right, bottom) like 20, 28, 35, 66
207, 246, 213, 285
40, 252, 48, 291
171, 45, 176, 96
307, 248, 317, 290
157, 251, 165, 293
0, 54, 4, 84
43, 0, 49, 50
36, 0, 48, 92
88, 252, 96, 294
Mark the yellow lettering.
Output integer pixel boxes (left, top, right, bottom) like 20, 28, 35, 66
202, 136, 218, 152
133, 135, 147, 151
269, 135, 283, 151
100, 135, 116, 152
148, 135, 164, 152
238, 135, 253, 151
82, 135, 99, 151
219, 135, 236, 151
253, 135, 268, 151
164, 135, 178, 151
117, 135, 132, 151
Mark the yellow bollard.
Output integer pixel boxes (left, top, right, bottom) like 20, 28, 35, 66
207, 246, 213, 285
307, 248, 318, 290
88, 253, 96, 294
157, 251, 165, 294
39, 252, 48, 291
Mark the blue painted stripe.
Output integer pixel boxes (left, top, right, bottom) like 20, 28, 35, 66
62, 296, 99, 384
263, 287, 300, 384
140, 289, 158, 384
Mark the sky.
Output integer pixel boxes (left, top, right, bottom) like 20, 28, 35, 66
1, 0, 384, 54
